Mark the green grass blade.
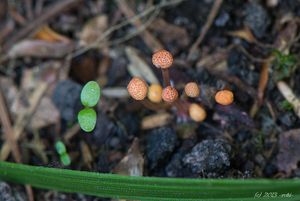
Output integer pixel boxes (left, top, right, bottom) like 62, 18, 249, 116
0, 161, 299, 201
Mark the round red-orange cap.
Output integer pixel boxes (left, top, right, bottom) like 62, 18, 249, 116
127, 77, 148, 100
162, 86, 178, 103
152, 49, 173, 69
215, 90, 234, 105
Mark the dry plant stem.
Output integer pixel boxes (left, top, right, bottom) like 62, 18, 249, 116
25, 0, 33, 20
71, 0, 186, 58
0, 89, 21, 163
63, 124, 81, 143
3, 0, 82, 50
187, 0, 223, 61
162, 69, 171, 87
0, 88, 35, 201
116, 0, 163, 51
0, 82, 48, 161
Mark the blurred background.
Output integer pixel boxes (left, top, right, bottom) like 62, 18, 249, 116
1, 0, 300, 200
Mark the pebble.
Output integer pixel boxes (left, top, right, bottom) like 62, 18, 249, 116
244, 3, 270, 38
146, 127, 177, 169
165, 139, 196, 177
52, 79, 82, 123
0, 182, 25, 201
215, 11, 230, 27
183, 139, 231, 174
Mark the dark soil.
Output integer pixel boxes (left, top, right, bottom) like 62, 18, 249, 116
1, 0, 300, 200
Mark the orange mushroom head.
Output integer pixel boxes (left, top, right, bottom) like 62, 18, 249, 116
215, 90, 234, 105
148, 84, 163, 103
152, 49, 173, 69
185, 82, 200, 98
162, 86, 178, 103
127, 77, 148, 100
189, 103, 207, 122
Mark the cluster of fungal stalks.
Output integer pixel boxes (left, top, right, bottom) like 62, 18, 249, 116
127, 49, 234, 122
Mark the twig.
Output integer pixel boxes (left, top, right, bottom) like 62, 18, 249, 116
3, 0, 82, 51
0, 83, 35, 201
233, 44, 272, 63
187, 0, 223, 61
35, 0, 45, 16
25, 0, 34, 20
0, 82, 48, 161
0, 88, 21, 163
277, 81, 300, 118
63, 124, 81, 142
9, 10, 27, 26
116, 0, 163, 51
71, 0, 187, 58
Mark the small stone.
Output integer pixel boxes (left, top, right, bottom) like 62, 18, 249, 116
146, 127, 177, 169
183, 139, 231, 174
88, 113, 119, 145
165, 139, 195, 177
244, 3, 270, 38
215, 11, 230, 27
0, 182, 25, 201
52, 79, 82, 123
0, 182, 15, 201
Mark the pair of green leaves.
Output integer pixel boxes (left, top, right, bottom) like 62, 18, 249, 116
78, 81, 101, 132
55, 141, 71, 166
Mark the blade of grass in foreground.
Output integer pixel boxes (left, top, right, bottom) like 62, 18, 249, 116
0, 161, 299, 201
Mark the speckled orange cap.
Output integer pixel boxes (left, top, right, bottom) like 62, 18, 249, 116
185, 82, 200, 98
152, 49, 173, 69
215, 90, 234, 105
162, 86, 178, 103
127, 77, 148, 100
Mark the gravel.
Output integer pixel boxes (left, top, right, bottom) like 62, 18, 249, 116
183, 139, 231, 174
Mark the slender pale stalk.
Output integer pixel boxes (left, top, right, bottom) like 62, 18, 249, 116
161, 69, 171, 87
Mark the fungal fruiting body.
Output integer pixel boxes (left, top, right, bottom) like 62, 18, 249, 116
185, 82, 200, 98
162, 86, 178, 103
126, 49, 234, 123
152, 49, 173, 69
148, 84, 163, 103
189, 103, 207, 122
215, 90, 234, 105
127, 77, 148, 100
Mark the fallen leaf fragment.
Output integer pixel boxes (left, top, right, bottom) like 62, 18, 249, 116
29, 97, 60, 129
79, 15, 108, 46
149, 18, 190, 50
33, 25, 70, 43
8, 40, 74, 58
125, 46, 159, 84
277, 129, 300, 175
228, 26, 257, 43
113, 138, 144, 176
142, 112, 172, 129
277, 81, 300, 118
80, 141, 93, 169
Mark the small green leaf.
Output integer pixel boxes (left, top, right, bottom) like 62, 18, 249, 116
55, 141, 66, 155
60, 153, 71, 166
78, 108, 97, 132
80, 81, 100, 107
